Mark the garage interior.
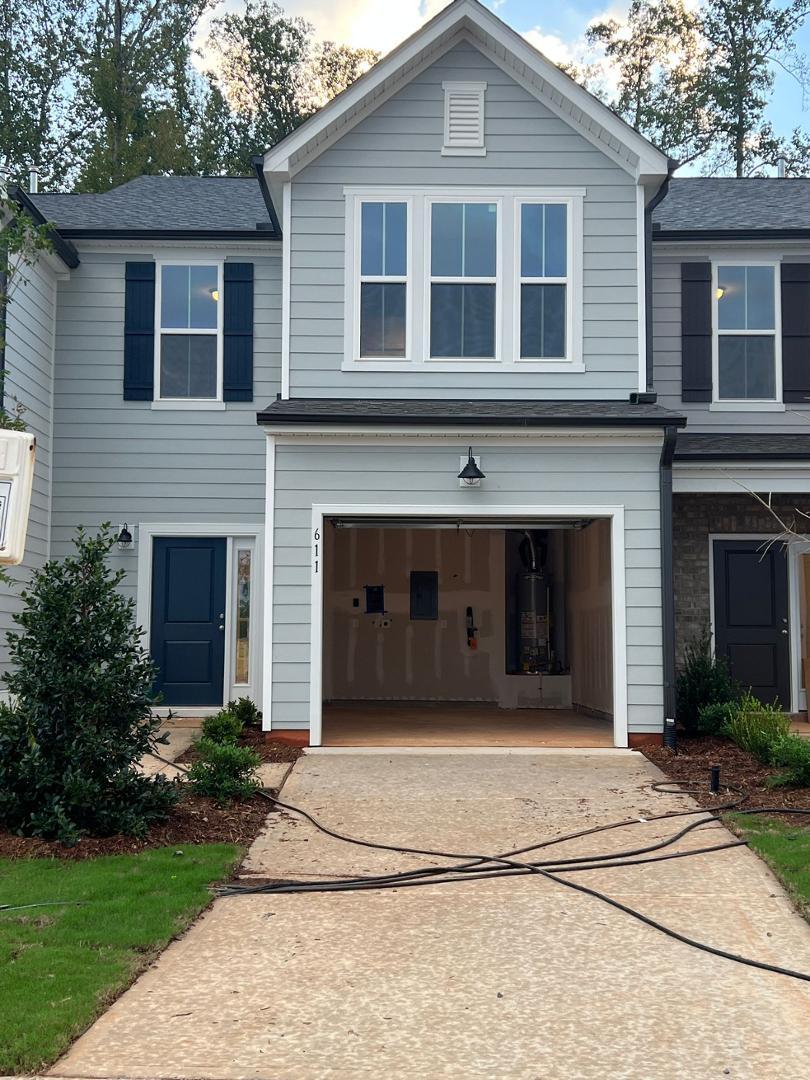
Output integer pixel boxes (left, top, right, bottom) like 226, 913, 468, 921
321, 516, 615, 746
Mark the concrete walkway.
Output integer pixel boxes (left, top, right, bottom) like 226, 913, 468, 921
52, 751, 810, 1080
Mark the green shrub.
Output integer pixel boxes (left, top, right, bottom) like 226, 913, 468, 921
767, 734, 810, 788
227, 697, 262, 728
722, 692, 791, 763
696, 700, 737, 736
0, 527, 178, 843
187, 738, 261, 805
676, 627, 739, 734
201, 709, 243, 744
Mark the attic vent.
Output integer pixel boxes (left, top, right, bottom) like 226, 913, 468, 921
442, 81, 486, 156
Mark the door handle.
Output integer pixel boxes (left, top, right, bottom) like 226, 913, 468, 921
781, 628, 789, 635
218, 624, 225, 631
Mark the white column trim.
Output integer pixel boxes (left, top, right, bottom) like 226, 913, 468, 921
263, 436, 276, 730
280, 182, 291, 399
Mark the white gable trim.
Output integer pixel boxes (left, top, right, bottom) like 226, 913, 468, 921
262, 0, 668, 184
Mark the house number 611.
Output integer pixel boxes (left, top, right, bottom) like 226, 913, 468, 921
313, 528, 320, 574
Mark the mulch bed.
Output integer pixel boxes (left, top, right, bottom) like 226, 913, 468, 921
0, 791, 275, 861
175, 727, 303, 765
642, 735, 810, 819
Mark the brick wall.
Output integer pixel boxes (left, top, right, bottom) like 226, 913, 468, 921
673, 493, 810, 666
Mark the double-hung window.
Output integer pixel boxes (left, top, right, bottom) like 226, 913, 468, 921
518, 201, 568, 359
157, 262, 222, 400
358, 201, 408, 359
714, 263, 780, 402
429, 200, 498, 359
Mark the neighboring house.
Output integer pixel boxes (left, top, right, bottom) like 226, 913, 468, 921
5, 0, 810, 747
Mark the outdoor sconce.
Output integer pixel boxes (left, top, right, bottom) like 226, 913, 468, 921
458, 447, 485, 487
117, 523, 134, 551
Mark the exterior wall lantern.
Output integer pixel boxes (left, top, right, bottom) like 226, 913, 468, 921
117, 523, 134, 551
458, 447, 485, 487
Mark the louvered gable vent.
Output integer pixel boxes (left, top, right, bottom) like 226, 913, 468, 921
442, 81, 486, 156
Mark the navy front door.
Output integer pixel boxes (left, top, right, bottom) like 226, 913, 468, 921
713, 539, 790, 707
151, 537, 227, 706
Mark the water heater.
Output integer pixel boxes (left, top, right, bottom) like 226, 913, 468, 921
518, 569, 550, 673
0, 431, 35, 565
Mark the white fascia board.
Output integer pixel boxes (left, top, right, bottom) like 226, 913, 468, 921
263, 426, 664, 448
674, 462, 810, 493
262, 0, 668, 185
74, 238, 282, 256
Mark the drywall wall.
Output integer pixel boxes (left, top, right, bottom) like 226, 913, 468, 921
565, 518, 613, 716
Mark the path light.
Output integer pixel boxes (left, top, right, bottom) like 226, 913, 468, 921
458, 447, 485, 487
117, 523, 133, 550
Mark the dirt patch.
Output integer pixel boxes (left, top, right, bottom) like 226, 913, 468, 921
0, 791, 275, 861
642, 736, 810, 818
175, 728, 302, 765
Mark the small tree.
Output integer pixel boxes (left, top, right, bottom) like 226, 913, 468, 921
0, 526, 177, 842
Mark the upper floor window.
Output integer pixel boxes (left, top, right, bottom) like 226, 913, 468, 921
714, 263, 780, 402
345, 187, 584, 372
359, 201, 408, 359
156, 262, 222, 400
429, 200, 498, 359
518, 201, 568, 359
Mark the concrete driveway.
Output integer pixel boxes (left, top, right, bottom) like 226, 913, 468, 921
52, 750, 810, 1080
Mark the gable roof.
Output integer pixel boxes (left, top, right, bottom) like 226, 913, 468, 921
261, 0, 670, 185
28, 175, 279, 240
652, 177, 810, 239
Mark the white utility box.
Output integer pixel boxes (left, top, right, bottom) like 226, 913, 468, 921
0, 430, 35, 565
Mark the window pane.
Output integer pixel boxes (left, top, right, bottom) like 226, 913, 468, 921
361, 203, 384, 276
360, 283, 406, 357
718, 335, 776, 400
746, 265, 775, 329
235, 549, 251, 685
718, 265, 774, 330
383, 202, 407, 276
189, 265, 218, 329
161, 265, 218, 329
521, 204, 567, 278
160, 334, 217, 398
161, 265, 189, 328
463, 203, 497, 277
431, 203, 463, 276
430, 283, 495, 358
520, 284, 566, 358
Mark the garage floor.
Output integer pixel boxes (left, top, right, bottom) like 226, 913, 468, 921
52, 752, 810, 1080
321, 701, 614, 746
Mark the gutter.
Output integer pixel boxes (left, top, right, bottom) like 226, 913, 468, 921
660, 424, 678, 749
10, 187, 80, 269
256, 405, 688, 429
653, 227, 810, 242
56, 227, 279, 243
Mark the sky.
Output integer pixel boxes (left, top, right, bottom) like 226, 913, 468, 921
196, 0, 810, 167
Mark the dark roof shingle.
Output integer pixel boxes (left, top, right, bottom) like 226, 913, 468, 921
29, 175, 276, 237
258, 397, 686, 427
653, 177, 810, 235
675, 433, 810, 459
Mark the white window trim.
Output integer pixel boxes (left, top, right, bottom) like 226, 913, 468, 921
441, 81, 486, 157
342, 186, 586, 373
424, 194, 502, 364
154, 259, 224, 405
350, 195, 413, 365
513, 195, 582, 365
711, 259, 782, 407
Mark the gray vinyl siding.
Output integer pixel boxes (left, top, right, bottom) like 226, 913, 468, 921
0, 257, 57, 676
289, 41, 640, 399
50, 248, 282, 606
271, 440, 664, 736
653, 249, 810, 429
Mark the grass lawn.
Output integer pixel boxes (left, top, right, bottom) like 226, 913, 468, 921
727, 815, 810, 919
0, 844, 241, 1074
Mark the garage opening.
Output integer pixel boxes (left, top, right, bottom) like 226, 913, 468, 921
320, 516, 615, 747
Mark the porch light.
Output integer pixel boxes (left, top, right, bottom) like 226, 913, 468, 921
458, 447, 486, 487
716, 286, 725, 300
117, 523, 133, 550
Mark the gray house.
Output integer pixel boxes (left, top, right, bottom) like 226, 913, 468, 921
6, 0, 810, 749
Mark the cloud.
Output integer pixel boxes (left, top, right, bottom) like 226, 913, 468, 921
281, 0, 448, 52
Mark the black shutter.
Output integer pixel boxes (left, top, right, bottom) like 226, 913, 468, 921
124, 262, 155, 401
223, 263, 254, 402
781, 264, 810, 403
681, 262, 712, 402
